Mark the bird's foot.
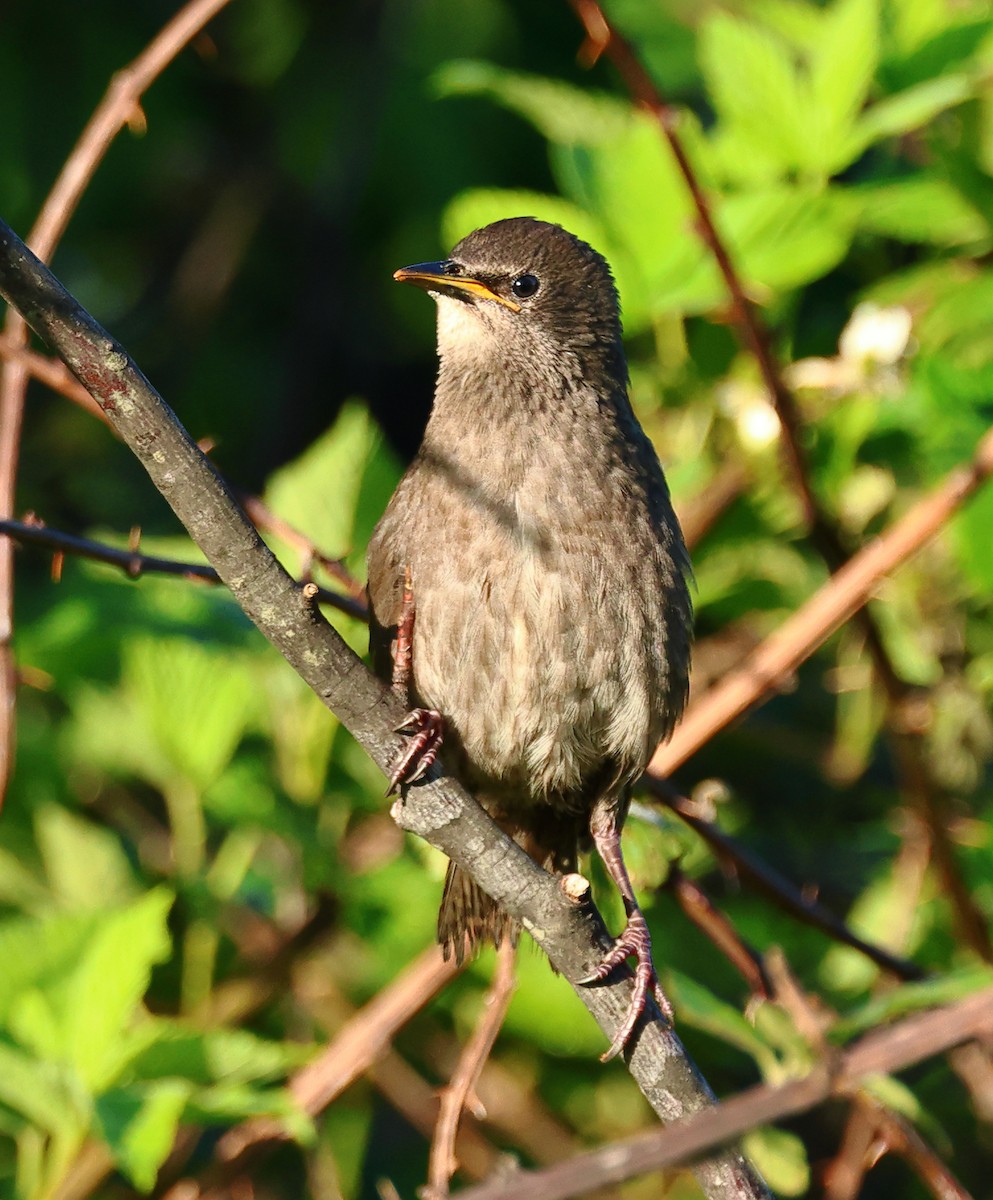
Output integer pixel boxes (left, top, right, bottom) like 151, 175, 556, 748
580, 909, 673, 1062
385, 708, 445, 795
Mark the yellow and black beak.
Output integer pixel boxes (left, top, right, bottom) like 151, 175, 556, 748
393, 260, 521, 312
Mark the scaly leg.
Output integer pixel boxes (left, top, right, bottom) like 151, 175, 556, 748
385, 566, 444, 795
582, 802, 673, 1062
391, 566, 416, 699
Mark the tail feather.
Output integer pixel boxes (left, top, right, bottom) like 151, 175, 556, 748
438, 863, 515, 964
436, 817, 579, 964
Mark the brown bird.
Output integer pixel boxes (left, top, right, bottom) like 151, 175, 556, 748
367, 217, 692, 1058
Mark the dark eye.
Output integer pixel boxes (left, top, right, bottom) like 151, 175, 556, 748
511, 273, 540, 300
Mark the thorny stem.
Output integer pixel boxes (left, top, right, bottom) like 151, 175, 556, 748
0, 517, 367, 620
0, 0, 234, 805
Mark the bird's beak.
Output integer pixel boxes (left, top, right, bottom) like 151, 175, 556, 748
393, 260, 521, 312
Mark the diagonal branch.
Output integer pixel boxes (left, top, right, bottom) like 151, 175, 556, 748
645, 784, 926, 982
648, 432, 993, 778
0, 0, 234, 803
0, 218, 768, 1200
567, 0, 817, 530
452, 983, 993, 1200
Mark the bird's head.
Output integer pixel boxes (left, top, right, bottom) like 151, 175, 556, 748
394, 217, 625, 382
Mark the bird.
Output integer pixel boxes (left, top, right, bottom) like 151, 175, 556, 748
367, 217, 692, 1059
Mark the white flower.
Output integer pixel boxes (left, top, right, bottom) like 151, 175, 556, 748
838, 303, 913, 367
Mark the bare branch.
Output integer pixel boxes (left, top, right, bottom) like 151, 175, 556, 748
0, 217, 767, 1200
866, 1100, 974, 1200
0, 517, 367, 620
568, 0, 993, 966
647, 784, 926, 982
0, 0, 234, 803
0, 332, 107, 421
666, 865, 771, 1001
453, 984, 993, 1200
567, 0, 817, 530
428, 941, 517, 1197
649, 432, 993, 777
239, 493, 367, 604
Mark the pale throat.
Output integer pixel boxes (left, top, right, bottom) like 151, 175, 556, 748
433, 293, 503, 366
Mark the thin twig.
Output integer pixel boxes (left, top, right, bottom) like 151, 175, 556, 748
0, 517, 367, 620
0, 332, 108, 422
567, 0, 817, 531
453, 984, 993, 1200
649, 425, 993, 777
666, 865, 771, 1000
240, 493, 366, 603
647, 784, 927, 982
428, 941, 518, 1197
823, 1099, 878, 1200
0, 0, 233, 804
866, 1100, 974, 1200
569, 0, 993, 966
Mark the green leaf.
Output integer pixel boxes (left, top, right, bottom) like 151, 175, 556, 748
850, 72, 976, 155
718, 187, 858, 298
131, 637, 261, 791
0, 910, 105, 1023
95, 1080, 192, 1190
552, 114, 696, 326
883, 0, 950, 56
809, 0, 879, 171
834, 967, 993, 1040
820, 856, 937, 994
433, 60, 631, 146
6, 890, 173, 1092
183, 1083, 313, 1143
699, 12, 811, 181
35, 804, 137, 912
0, 846, 51, 914
0, 1041, 88, 1136
955, 482, 993, 591
265, 399, 398, 574
741, 0, 827, 51
127, 1022, 313, 1086
667, 973, 783, 1078
262, 661, 338, 805
62, 890, 173, 1091
742, 1127, 810, 1196
852, 176, 991, 246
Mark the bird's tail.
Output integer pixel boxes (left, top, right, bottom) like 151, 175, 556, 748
437, 816, 579, 965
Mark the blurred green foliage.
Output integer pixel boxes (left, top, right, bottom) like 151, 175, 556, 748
6, 0, 993, 1196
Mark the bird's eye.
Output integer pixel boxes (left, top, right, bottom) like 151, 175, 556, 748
511, 273, 540, 300
443, 261, 463, 276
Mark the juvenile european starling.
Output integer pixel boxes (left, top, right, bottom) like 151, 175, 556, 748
367, 217, 692, 1058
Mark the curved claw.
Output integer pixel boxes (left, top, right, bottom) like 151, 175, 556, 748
579, 911, 673, 1062
385, 708, 445, 795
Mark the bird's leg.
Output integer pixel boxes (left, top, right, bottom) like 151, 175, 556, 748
391, 566, 416, 699
582, 803, 674, 1062
385, 565, 445, 796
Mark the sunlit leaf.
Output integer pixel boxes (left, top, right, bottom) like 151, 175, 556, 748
95, 1081, 192, 1190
